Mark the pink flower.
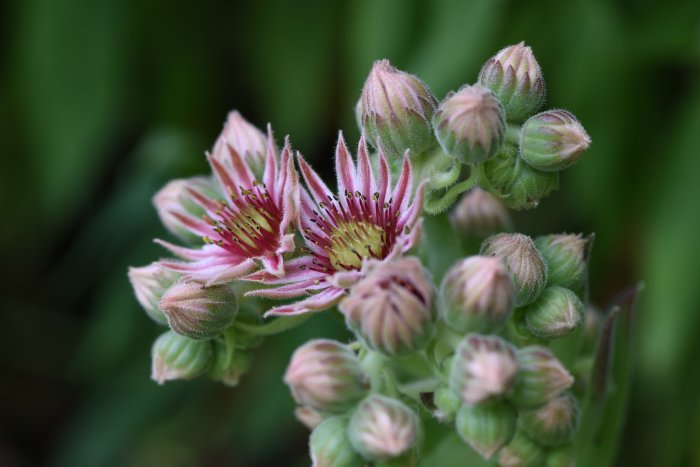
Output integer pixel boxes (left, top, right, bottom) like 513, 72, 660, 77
245, 133, 424, 316
157, 124, 300, 286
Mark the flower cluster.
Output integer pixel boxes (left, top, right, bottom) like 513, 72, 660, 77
129, 42, 602, 466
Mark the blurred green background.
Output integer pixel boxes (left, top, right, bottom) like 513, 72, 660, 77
2, 0, 700, 465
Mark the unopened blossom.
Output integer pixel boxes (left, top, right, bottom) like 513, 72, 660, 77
157, 121, 300, 285
245, 133, 424, 316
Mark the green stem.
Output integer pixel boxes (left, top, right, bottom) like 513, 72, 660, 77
428, 158, 462, 190
424, 171, 480, 214
233, 314, 311, 336
505, 124, 522, 145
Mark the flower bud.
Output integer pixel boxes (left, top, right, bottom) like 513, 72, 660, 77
296, 406, 325, 430
151, 330, 213, 384
534, 234, 589, 290
433, 84, 506, 163
498, 429, 545, 467
310, 416, 365, 467
284, 339, 368, 413
455, 400, 517, 459
545, 444, 576, 467
361, 59, 437, 159
434, 385, 462, 423
509, 346, 574, 409
478, 42, 545, 123
482, 144, 560, 210
481, 233, 548, 307
520, 110, 590, 172
348, 395, 420, 461
128, 262, 180, 325
440, 256, 515, 333
159, 281, 238, 339
524, 286, 584, 340
212, 110, 267, 177
208, 341, 252, 387
451, 188, 513, 239
520, 393, 580, 446
450, 334, 518, 405
153, 176, 220, 243
341, 258, 434, 356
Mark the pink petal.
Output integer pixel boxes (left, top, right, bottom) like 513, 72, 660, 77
334, 131, 356, 196
263, 287, 346, 317
356, 133, 375, 197
160, 257, 257, 286
243, 256, 326, 284
226, 143, 256, 187
297, 153, 333, 204
392, 154, 412, 213
262, 126, 280, 198
279, 149, 300, 235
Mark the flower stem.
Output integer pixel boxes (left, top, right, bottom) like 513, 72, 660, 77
424, 170, 480, 214
233, 314, 311, 336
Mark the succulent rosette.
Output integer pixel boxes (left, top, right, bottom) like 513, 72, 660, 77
245, 133, 424, 316
157, 122, 300, 286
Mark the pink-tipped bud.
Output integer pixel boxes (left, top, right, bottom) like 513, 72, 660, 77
451, 188, 513, 239
534, 233, 590, 290
212, 110, 267, 177
433, 84, 506, 164
295, 406, 325, 431
361, 59, 437, 159
449, 334, 518, 405
523, 286, 584, 340
520, 393, 580, 446
509, 346, 574, 409
481, 233, 548, 307
341, 258, 435, 356
128, 262, 180, 325
310, 416, 365, 467
520, 110, 591, 172
440, 256, 515, 333
456, 400, 517, 460
498, 429, 546, 467
159, 281, 238, 339
348, 395, 420, 461
284, 339, 368, 414
208, 341, 252, 387
152, 176, 220, 242
479, 42, 546, 123
151, 330, 214, 384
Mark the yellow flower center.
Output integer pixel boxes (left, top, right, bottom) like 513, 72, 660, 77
327, 221, 385, 271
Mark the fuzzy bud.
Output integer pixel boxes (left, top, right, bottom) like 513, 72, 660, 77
524, 286, 584, 340
341, 258, 434, 356
478, 42, 545, 123
545, 444, 576, 467
498, 429, 546, 467
433, 84, 506, 163
456, 400, 517, 460
128, 262, 180, 325
451, 188, 513, 239
482, 144, 560, 210
151, 330, 213, 384
159, 281, 238, 339
520, 110, 590, 172
310, 416, 365, 467
534, 234, 589, 289
208, 341, 252, 387
510, 346, 574, 409
434, 385, 462, 423
481, 233, 548, 307
440, 256, 515, 333
450, 334, 518, 405
348, 395, 420, 461
153, 176, 220, 242
361, 59, 437, 159
284, 339, 368, 414
520, 393, 580, 446
212, 110, 267, 177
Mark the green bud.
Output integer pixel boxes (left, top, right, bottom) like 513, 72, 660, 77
535, 234, 590, 290
451, 188, 513, 239
498, 429, 546, 467
524, 286, 584, 340
479, 42, 546, 123
159, 281, 238, 339
545, 444, 576, 467
482, 144, 560, 210
153, 176, 220, 243
433, 84, 506, 163
520, 110, 590, 172
481, 233, 548, 307
450, 334, 518, 405
208, 340, 252, 387
128, 262, 180, 325
510, 346, 574, 410
348, 395, 420, 461
361, 59, 437, 159
341, 258, 435, 356
456, 400, 517, 460
520, 393, 580, 446
284, 339, 368, 414
151, 330, 213, 384
310, 416, 365, 467
440, 256, 515, 333
434, 385, 462, 423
